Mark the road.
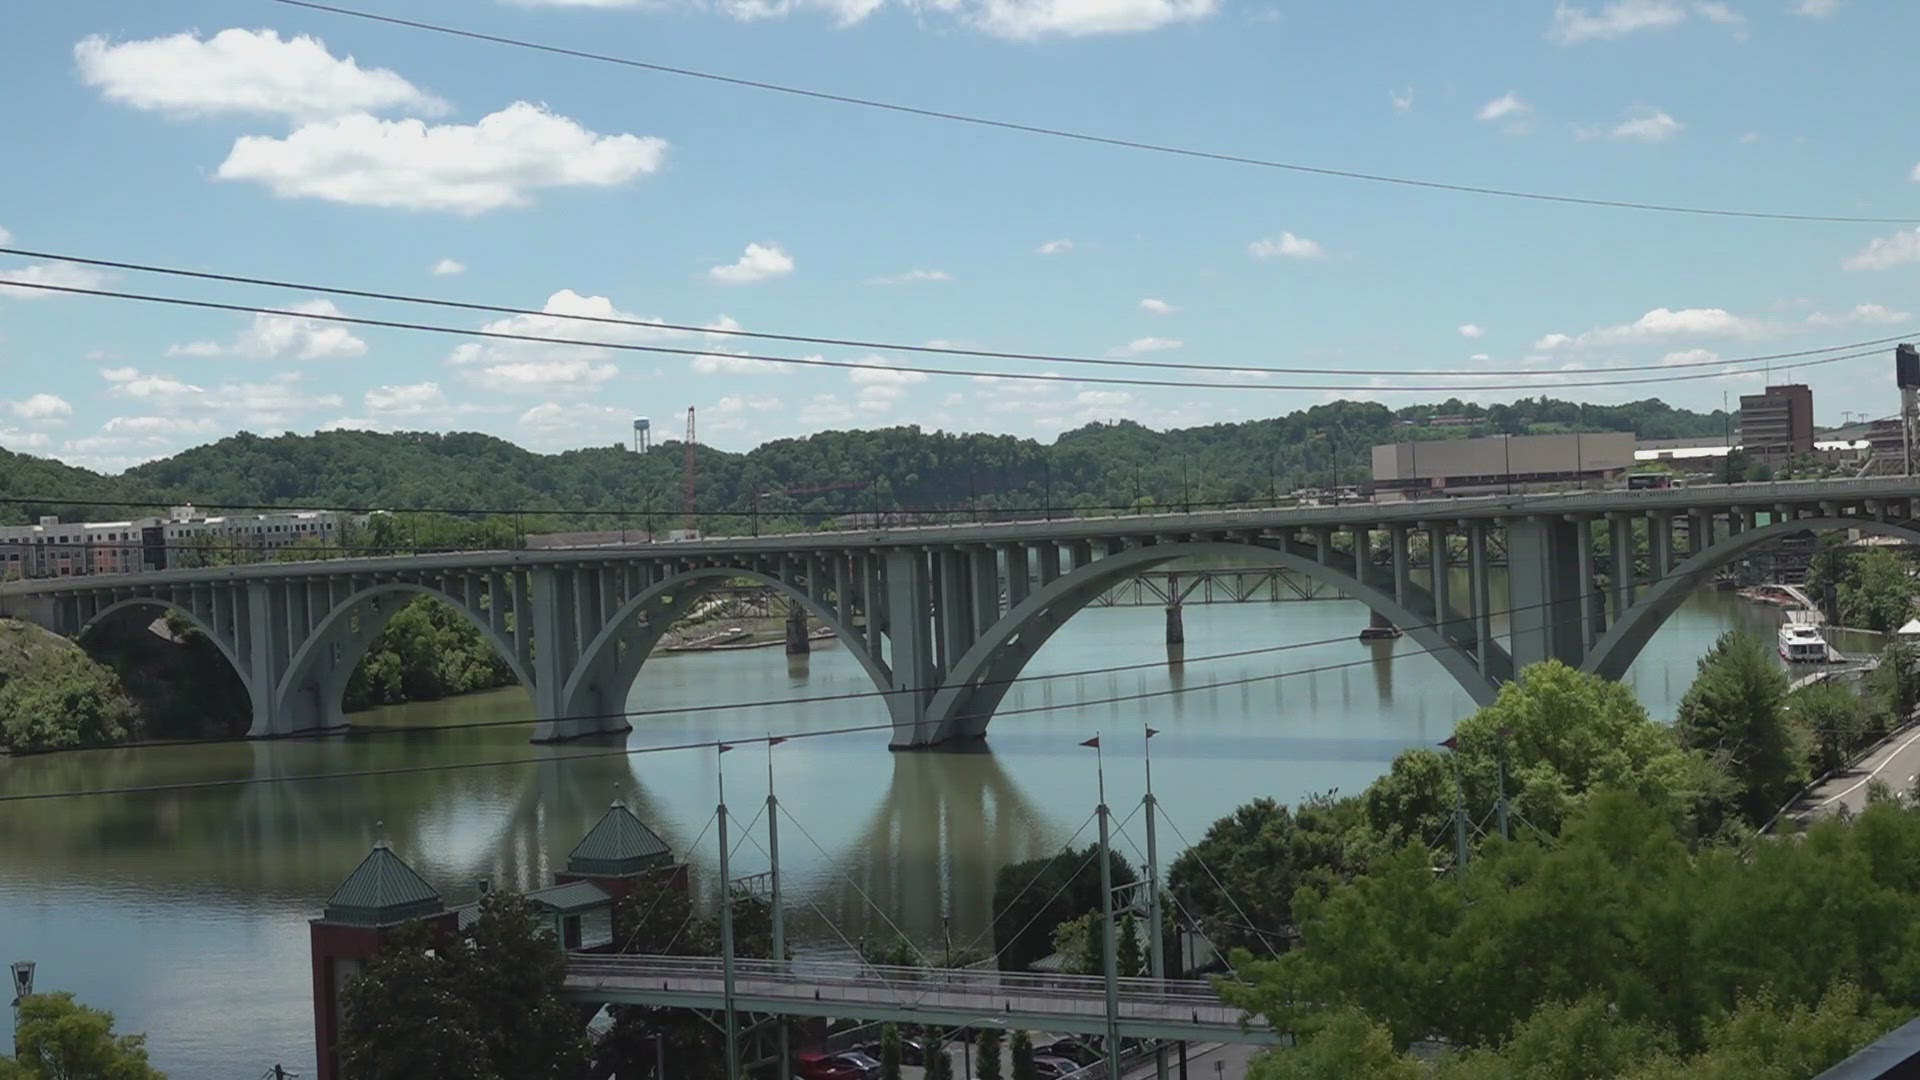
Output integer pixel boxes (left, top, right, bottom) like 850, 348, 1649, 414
1795, 721, 1920, 820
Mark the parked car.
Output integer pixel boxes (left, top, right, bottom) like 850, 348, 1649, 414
831, 1051, 883, 1080
1030, 1055, 1083, 1079
854, 1035, 929, 1065
796, 1052, 869, 1080
1038, 1037, 1097, 1066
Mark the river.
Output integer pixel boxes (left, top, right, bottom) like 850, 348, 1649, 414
0, 585, 1857, 1075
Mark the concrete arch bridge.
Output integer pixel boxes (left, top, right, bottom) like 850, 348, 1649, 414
4, 479, 1917, 748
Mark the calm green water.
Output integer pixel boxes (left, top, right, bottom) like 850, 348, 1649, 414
0, 586, 1835, 1075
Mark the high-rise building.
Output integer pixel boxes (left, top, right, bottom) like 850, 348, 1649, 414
1738, 384, 1814, 458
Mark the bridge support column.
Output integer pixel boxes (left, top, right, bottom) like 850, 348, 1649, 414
1164, 597, 1185, 645
530, 566, 578, 742
785, 603, 809, 655
1505, 517, 1587, 672
886, 550, 938, 748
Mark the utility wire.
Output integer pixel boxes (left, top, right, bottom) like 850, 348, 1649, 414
267, 0, 1920, 226
0, 278, 1885, 393
1, 246, 1906, 379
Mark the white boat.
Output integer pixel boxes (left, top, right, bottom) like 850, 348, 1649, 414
1779, 620, 1829, 664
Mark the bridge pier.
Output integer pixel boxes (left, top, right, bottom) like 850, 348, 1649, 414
785, 604, 809, 655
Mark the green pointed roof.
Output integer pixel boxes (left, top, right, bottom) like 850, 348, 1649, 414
567, 800, 672, 878
322, 841, 445, 927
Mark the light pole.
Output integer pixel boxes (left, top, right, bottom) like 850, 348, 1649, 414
10, 960, 33, 1059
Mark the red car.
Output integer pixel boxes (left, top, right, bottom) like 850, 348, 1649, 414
796, 1052, 878, 1080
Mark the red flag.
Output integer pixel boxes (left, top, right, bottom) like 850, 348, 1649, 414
1080, 736, 1101, 748
1439, 735, 1458, 750
1144, 727, 1160, 739
767, 737, 789, 747
718, 743, 734, 754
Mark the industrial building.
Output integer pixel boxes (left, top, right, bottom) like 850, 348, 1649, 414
0, 505, 347, 580
1738, 383, 1815, 458
1371, 431, 1636, 499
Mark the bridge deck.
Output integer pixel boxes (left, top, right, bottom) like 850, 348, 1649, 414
563, 954, 1276, 1044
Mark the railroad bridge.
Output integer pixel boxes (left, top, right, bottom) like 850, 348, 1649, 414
5, 478, 1919, 748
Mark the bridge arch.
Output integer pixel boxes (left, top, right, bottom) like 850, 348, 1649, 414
77, 597, 255, 704
1585, 516, 1920, 681
558, 566, 891, 736
276, 582, 535, 735
924, 539, 1500, 744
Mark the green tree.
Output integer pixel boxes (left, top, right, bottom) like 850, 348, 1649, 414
1839, 549, 1917, 634
1246, 1009, 1421, 1080
1117, 915, 1142, 977
1009, 1030, 1036, 1080
0, 649, 135, 754
1168, 793, 1374, 955
879, 1025, 903, 1080
975, 1028, 1003, 1080
1675, 632, 1806, 824
460, 893, 591, 1080
1791, 682, 1876, 775
991, 846, 1136, 971
339, 923, 495, 1080
4, 993, 166, 1080
922, 1027, 952, 1080
1869, 640, 1920, 723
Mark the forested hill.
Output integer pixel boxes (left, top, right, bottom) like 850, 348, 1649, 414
0, 396, 1727, 529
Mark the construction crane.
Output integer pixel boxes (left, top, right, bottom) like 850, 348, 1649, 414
682, 406, 697, 535
750, 479, 866, 536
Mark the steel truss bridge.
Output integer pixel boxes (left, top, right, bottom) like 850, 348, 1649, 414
6, 477, 1920, 747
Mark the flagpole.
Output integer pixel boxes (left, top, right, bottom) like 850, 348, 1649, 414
1143, 725, 1168, 1080
767, 734, 789, 1080
1085, 733, 1121, 1080
717, 743, 739, 1080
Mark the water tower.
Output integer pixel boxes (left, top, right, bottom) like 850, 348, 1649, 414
632, 416, 650, 452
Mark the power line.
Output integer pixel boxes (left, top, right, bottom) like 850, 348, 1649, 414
266, 0, 1920, 226
0, 278, 1887, 393
1, 245, 1905, 379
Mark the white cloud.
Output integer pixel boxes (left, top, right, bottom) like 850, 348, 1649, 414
712, 394, 783, 414
318, 417, 382, 432
798, 393, 856, 425
1140, 298, 1179, 316
1477, 93, 1531, 122
692, 352, 791, 375
1606, 109, 1684, 142
969, 0, 1220, 39
1036, 239, 1074, 255
868, 268, 952, 285
169, 299, 367, 361
847, 356, 927, 412
1693, 2, 1743, 24
364, 381, 449, 414
76, 29, 446, 121
1534, 306, 1765, 348
102, 415, 217, 436
0, 262, 109, 297
1458, 324, 1486, 339
1389, 86, 1414, 113
0, 430, 52, 451
1109, 337, 1182, 356
1660, 348, 1720, 366
1075, 390, 1133, 408
447, 288, 681, 390
1549, 1, 1687, 43
431, 258, 466, 276
1739, 131, 1760, 144
0, 225, 10, 244
518, 401, 627, 435
100, 367, 343, 423
9, 394, 72, 422
1843, 229, 1920, 272
1795, 0, 1843, 16
1806, 303, 1912, 326
217, 102, 667, 214
511, 0, 1216, 37
1248, 232, 1325, 260
709, 243, 794, 285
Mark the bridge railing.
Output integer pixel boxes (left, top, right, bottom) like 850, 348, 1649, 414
566, 953, 1231, 1010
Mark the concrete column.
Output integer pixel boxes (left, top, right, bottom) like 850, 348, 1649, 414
1390, 525, 1410, 606
1165, 600, 1185, 645
1575, 517, 1598, 650
885, 549, 936, 747
1036, 544, 1061, 587
936, 549, 970, 673
785, 603, 809, 655
245, 580, 281, 736
1004, 544, 1031, 609
1428, 524, 1451, 631
1650, 512, 1674, 581
1609, 514, 1634, 617
971, 547, 999, 639
1505, 516, 1586, 672
1348, 526, 1370, 587
1470, 521, 1492, 672
832, 553, 851, 628
864, 555, 885, 658
528, 566, 570, 740
1315, 526, 1333, 565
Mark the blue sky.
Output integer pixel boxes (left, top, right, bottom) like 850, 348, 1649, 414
1, 0, 1917, 471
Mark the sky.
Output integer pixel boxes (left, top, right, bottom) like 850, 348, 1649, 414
1, 0, 1918, 472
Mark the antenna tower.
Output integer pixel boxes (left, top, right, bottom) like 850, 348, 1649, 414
683, 406, 697, 530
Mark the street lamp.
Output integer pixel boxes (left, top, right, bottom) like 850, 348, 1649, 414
10, 960, 33, 1058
